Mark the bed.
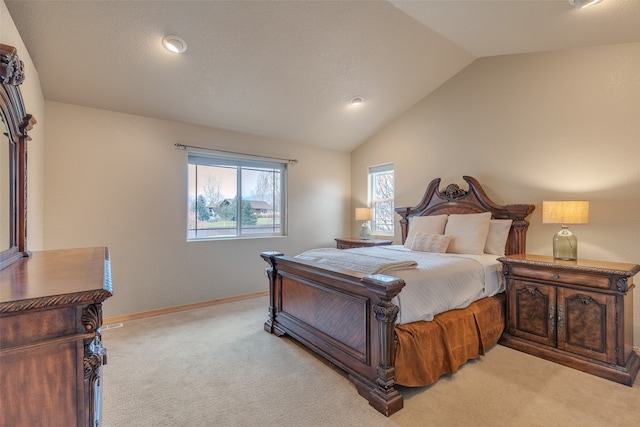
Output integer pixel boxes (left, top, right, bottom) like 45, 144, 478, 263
260, 176, 535, 416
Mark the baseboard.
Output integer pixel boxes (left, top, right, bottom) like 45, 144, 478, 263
104, 290, 269, 325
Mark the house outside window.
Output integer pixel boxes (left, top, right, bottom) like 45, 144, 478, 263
187, 152, 287, 240
368, 163, 394, 235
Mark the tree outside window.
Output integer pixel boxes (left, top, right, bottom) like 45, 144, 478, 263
187, 153, 286, 240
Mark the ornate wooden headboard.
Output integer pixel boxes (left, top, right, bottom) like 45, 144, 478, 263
394, 176, 535, 255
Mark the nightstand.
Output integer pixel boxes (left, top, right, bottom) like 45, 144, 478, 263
498, 254, 640, 386
335, 238, 393, 249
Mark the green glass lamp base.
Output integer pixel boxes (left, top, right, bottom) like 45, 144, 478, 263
553, 226, 577, 260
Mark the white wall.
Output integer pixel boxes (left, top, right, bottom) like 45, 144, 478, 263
44, 102, 350, 317
4, 0, 350, 318
352, 42, 640, 345
1, 0, 45, 250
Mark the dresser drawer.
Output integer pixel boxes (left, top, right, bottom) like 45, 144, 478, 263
0, 306, 80, 349
510, 265, 610, 289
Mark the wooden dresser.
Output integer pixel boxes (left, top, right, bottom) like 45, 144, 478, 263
498, 254, 640, 385
0, 247, 113, 427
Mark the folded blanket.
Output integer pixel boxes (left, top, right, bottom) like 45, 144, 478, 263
295, 247, 417, 275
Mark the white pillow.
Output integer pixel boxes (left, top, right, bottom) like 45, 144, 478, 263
404, 215, 448, 248
484, 219, 513, 255
410, 233, 453, 253
444, 212, 492, 255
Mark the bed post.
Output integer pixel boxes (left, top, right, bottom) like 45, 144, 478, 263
396, 207, 410, 245
260, 251, 284, 335
505, 216, 532, 255
361, 274, 405, 416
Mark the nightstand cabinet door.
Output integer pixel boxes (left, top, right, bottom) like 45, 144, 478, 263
557, 287, 617, 364
508, 280, 556, 347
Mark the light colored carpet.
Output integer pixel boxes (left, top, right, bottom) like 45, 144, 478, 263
102, 296, 640, 426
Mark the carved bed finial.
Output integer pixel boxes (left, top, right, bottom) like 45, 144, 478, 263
440, 183, 467, 200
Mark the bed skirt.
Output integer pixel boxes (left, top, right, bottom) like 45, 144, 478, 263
394, 293, 506, 387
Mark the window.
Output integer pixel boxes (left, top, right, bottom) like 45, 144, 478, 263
368, 163, 394, 234
187, 152, 286, 240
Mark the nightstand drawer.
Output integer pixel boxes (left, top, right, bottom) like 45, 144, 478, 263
510, 265, 610, 289
335, 238, 393, 249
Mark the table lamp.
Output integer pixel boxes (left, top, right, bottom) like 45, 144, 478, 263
542, 200, 589, 260
355, 208, 373, 240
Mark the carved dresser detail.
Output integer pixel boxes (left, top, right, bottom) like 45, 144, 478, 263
0, 247, 113, 427
499, 253, 640, 386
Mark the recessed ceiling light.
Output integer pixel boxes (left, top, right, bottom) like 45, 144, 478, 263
350, 96, 363, 106
568, 0, 603, 9
162, 35, 187, 54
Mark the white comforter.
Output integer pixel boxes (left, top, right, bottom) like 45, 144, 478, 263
295, 245, 504, 324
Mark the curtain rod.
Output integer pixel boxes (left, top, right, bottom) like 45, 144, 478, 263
175, 143, 298, 164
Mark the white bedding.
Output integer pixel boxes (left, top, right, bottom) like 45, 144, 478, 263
295, 245, 504, 324
296, 247, 418, 275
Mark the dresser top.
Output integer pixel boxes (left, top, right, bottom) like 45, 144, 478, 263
499, 253, 640, 277
0, 247, 112, 313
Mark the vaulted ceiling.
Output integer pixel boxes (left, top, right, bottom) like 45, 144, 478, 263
5, 1, 640, 151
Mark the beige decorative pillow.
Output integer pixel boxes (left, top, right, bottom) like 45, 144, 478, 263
404, 215, 448, 248
410, 233, 453, 253
444, 212, 492, 255
484, 219, 513, 255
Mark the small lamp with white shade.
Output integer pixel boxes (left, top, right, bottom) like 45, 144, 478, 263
355, 208, 373, 240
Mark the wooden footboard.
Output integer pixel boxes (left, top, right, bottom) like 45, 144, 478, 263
261, 251, 406, 416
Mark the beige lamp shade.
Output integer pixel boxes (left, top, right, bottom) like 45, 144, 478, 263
542, 201, 589, 225
355, 208, 374, 221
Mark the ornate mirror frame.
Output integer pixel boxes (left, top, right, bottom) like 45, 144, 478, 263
0, 44, 36, 270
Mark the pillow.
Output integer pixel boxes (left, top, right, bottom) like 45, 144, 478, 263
404, 215, 448, 248
444, 212, 492, 255
410, 232, 453, 253
484, 219, 513, 255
